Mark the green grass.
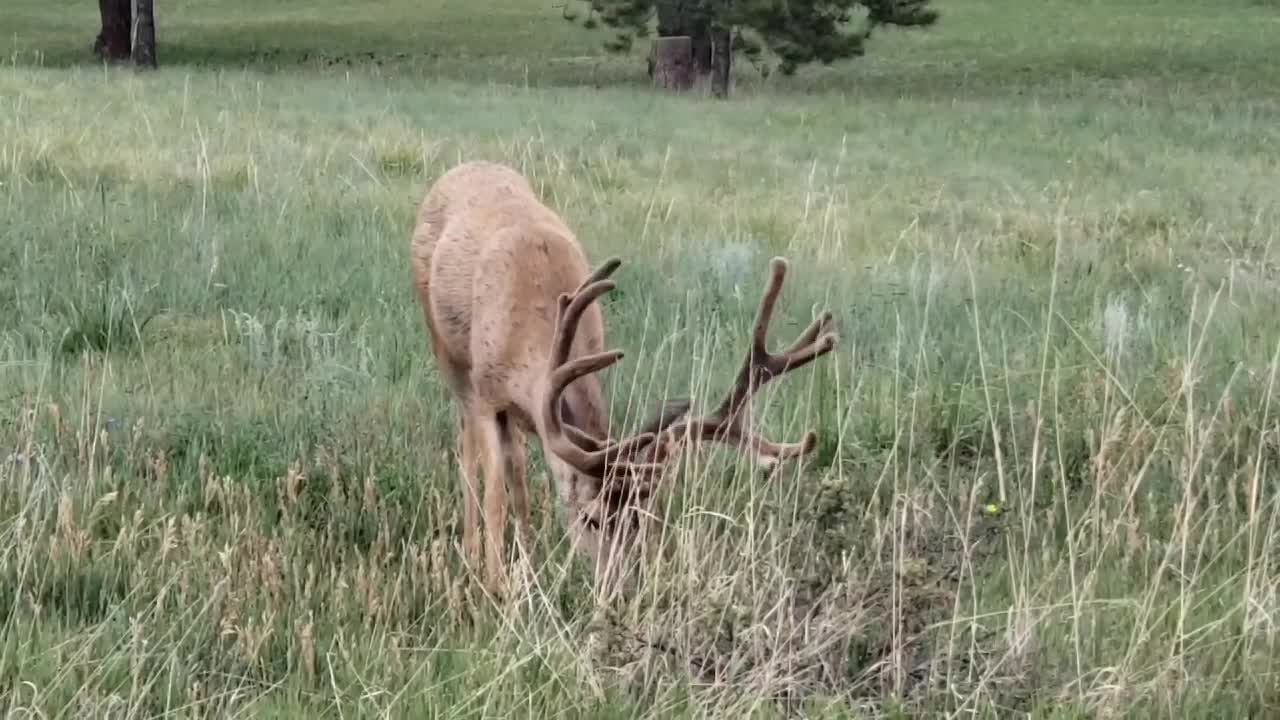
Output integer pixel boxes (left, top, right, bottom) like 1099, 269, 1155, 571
3, 0, 1280, 716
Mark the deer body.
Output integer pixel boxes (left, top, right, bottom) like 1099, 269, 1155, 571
411, 161, 606, 438
410, 161, 616, 587
411, 160, 838, 594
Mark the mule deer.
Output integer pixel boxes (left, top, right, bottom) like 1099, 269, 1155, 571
409, 160, 838, 594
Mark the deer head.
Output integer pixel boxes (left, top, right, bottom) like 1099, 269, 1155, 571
536, 255, 838, 582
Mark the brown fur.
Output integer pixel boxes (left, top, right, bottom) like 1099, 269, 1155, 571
410, 160, 838, 595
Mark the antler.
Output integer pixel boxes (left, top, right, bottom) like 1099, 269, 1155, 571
542, 255, 836, 485
664, 257, 838, 471
540, 257, 669, 480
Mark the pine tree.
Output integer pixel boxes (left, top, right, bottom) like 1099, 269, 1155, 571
572, 0, 937, 93
92, 0, 158, 67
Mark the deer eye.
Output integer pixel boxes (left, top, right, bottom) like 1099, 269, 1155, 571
581, 515, 601, 531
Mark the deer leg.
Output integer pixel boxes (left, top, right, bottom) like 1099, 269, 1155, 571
502, 421, 533, 555
473, 409, 509, 595
457, 411, 483, 576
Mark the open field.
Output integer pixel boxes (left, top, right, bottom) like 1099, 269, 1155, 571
3, 0, 1280, 716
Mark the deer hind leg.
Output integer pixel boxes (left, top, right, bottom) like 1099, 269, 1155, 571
472, 408, 510, 595
456, 412, 483, 576
501, 421, 532, 556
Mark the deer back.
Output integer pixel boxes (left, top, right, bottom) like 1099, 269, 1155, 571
409, 161, 611, 431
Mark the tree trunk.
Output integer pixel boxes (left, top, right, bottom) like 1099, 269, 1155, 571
657, 0, 711, 78
132, 0, 156, 67
688, 19, 712, 78
94, 0, 132, 63
710, 26, 732, 98
651, 35, 694, 92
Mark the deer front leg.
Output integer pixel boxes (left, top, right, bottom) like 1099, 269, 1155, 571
473, 410, 509, 595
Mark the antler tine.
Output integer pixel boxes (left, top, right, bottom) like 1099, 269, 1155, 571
544, 271, 621, 436
782, 309, 835, 356
541, 257, 671, 480
749, 257, 790, 354
547, 349, 625, 412
770, 318, 839, 376
549, 257, 623, 367
563, 423, 606, 451
578, 257, 623, 292
551, 281, 614, 366
693, 422, 818, 476
752, 259, 838, 377
707, 257, 838, 419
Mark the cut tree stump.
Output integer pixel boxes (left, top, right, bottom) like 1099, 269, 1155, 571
651, 36, 694, 92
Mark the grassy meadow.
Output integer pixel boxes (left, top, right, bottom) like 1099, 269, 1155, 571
3, 0, 1280, 716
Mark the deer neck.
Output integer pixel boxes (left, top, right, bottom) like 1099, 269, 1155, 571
557, 376, 611, 440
